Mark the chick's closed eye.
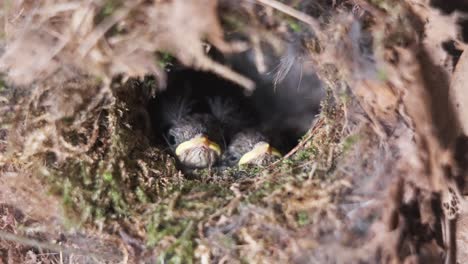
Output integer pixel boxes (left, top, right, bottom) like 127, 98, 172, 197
167, 133, 177, 146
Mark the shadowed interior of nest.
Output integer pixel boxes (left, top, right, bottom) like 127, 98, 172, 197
148, 47, 325, 169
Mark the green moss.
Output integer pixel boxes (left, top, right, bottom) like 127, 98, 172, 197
342, 134, 360, 153
42, 77, 179, 229
296, 211, 310, 226
156, 52, 175, 69
282, 158, 294, 166
164, 220, 195, 263
136, 187, 150, 203
143, 180, 234, 262
102, 171, 113, 182
0, 75, 6, 92
339, 91, 351, 104
377, 68, 388, 81
240, 165, 262, 176
62, 179, 73, 207
109, 189, 128, 215
294, 145, 318, 162
93, 0, 125, 38
287, 18, 302, 33
95, 0, 123, 24
247, 179, 282, 204
102, 2, 118, 17
146, 211, 190, 247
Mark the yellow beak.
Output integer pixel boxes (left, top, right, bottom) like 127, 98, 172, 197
175, 136, 221, 156
238, 142, 282, 165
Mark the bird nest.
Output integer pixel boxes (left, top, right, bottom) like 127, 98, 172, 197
1, 0, 468, 263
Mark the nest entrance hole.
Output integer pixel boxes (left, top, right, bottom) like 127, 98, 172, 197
147, 50, 326, 170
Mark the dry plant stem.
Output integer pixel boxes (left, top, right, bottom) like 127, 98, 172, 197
251, 0, 325, 41
450, 49, 468, 136
251, 33, 267, 73
398, 47, 445, 189
444, 218, 457, 264
78, 0, 143, 57
195, 54, 255, 92
0, 230, 120, 262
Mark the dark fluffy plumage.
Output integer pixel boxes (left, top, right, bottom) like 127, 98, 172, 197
165, 113, 222, 151
206, 96, 253, 140
229, 39, 325, 152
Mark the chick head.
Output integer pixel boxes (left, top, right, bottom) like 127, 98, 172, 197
166, 114, 222, 168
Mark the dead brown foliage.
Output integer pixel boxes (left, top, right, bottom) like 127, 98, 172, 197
0, 0, 254, 92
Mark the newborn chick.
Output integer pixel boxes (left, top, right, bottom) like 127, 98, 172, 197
162, 98, 222, 169
223, 129, 282, 167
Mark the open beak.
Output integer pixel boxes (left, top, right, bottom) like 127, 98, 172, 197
175, 135, 221, 157
238, 142, 282, 166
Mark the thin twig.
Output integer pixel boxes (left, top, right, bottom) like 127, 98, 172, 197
250, 0, 325, 41
78, 0, 143, 57
195, 53, 255, 93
